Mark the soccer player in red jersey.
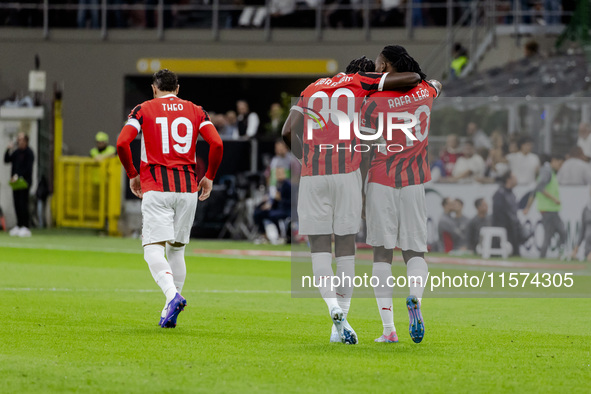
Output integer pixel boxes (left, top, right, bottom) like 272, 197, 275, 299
360, 45, 441, 344
116, 69, 223, 328
282, 57, 420, 344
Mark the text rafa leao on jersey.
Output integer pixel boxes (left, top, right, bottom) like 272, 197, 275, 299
162, 103, 184, 111
387, 88, 430, 108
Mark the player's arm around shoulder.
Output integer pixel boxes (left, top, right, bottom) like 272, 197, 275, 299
382, 72, 421, 91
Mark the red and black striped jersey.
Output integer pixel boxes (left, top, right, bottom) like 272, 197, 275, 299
292, 72, 389, 177
361, 80, 438, 188
125, 94, 212, 193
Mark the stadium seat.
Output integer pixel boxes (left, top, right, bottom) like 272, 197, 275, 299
479, 226, 510, 259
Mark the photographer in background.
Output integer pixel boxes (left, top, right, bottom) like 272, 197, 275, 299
4, 132, 34, 237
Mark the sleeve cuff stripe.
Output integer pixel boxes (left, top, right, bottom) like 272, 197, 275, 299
199, 121, 213, 130
126, 119, 141, 132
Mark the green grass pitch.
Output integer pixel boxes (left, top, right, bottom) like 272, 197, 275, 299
0, 231, 589, 393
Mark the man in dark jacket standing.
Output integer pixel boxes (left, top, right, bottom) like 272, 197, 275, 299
4, 132, 34, 237
492, 171, 524, 256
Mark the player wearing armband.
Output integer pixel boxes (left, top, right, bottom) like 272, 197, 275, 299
116, 69, 223, 328
282, 56, 420, 344
360, 45, 441, 344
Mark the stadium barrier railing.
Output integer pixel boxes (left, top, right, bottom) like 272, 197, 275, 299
54, 156, 122, 235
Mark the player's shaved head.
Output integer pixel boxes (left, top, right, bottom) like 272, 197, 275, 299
345, 56, 375, 74
152, 69, 178, 92
378, 45, 426, 80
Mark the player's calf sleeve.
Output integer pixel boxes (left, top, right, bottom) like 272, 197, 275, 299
407, 256, 428, 301
166, 244, 186, 294
311, 252, 339, 312
373, 262, 395, 335
144, 244, 176, 302
335, 256, 355, 318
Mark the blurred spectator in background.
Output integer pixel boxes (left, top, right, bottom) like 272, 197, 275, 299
452, 199, 469, 251
467, 198, 491, 252
265, 102, 285, 136
544, 0, 560, 24
212, 113, 232, 139
225, 110, 239, 138
557, 146, 591, 185
90, 131, 116, 160
78, 0, 99, 28
506, 136, 539, 185
483, 131, 509, 181
128, 0, 147, 27
236, 100, 260, 139
374, 0, 404, 27
577, 123, 591, 160
438, 197, 464, 252
450, 140, 485, 182
572, 187, 591, 261
507, 137, 519, 154
4, 132, 34, 237
89, 131, 116, 225
325, 0, 361, 28
253, 167, 291, 244
466, 122, 491, 149
270, 0, 297, 27
267, 139, 292, 196
524, 154, 567, 259
146, 0, 173, 28
524, 40, 540, 59
492, 171, 525, 256
429, 145, 446, 182
485, 150, 509, 180
450, 43, 468, 79
411, 0, 424, 26
440, 133, 461, 176
490, 130, 507, 151
108, 0, 125, 28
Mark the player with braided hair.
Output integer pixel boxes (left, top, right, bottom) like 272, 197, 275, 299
344, 55, 376, 74
377, 45, 428, 80
361, 45, 441, 344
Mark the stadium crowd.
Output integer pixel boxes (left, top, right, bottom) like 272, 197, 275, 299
0, 0, 575, 29
430, 121, 591, 186
432, 121, 591, 260
209, 100, 285, 140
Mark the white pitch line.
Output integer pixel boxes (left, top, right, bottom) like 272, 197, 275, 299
0, 287, 291, 294
0, 243, 290, 262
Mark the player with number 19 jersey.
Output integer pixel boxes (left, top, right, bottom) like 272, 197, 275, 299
124, 94, 217, 193
293, 71, 389, 177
